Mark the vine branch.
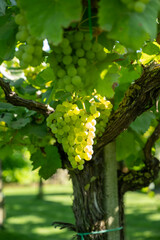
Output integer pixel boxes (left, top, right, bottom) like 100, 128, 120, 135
95, 64, 160, 152
0, 77, 54, 117
119, 122, 160, 194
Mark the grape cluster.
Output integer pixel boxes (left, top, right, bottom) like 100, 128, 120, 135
47, 97, 112, 170
15, 11, 43, 69
121, 0, 150, 13
91, 94, 113, 140
49, 31, 107, 96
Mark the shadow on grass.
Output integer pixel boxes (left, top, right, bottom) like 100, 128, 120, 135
125, 198, 160, 240
3, 192, 75, 240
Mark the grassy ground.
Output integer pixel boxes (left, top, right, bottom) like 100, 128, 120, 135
0, 183, 160, 240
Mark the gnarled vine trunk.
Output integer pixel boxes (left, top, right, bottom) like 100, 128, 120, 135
70, 142, 124, 240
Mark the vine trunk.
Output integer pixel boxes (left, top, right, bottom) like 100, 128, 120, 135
70, 142, 125, 240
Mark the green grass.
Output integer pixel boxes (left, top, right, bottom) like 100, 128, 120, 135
0, 184, 160, 240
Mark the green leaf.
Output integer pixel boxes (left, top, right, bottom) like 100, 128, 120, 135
0, 0, 7, 16
19, 0, 82, 45
0, 13, 17, 60
35, 67, 55, 88
0, 112, 13, 125
130, 111, 155, 134
31, 146, 61, 180
10, 117, 31, 129
84, 55, 120, 98
116, 130, 138, 161
98, 0, 159, 50
140, 42, 160, 65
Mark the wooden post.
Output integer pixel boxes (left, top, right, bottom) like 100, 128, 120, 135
104, 142, 120, 240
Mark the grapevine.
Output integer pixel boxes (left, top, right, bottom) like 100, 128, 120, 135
47, 97, 112, 170
49, 31, 107, 97
45, 30, 114, 170
14, 9, 43, 68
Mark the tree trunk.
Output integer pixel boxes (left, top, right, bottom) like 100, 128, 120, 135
0, 159, 5, 229
37, 177, 43, 199
70, 142, 124, 240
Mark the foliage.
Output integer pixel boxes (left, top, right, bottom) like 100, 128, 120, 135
0, 0, 160, 179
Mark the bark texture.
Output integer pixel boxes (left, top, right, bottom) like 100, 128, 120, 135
0, 77, 54, 117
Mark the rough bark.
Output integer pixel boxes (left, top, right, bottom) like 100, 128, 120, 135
0, 77, 54, 117
69, 148, 124, 240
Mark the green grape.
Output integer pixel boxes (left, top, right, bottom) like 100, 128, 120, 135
78, 58, 87, 67
22, 52, 32, 63
84, 33, 91, 41
90, 105, 97, 114
74, 32, 84, 41
34, 46, 42, 57
25, 45, 34, 54
65, 84, 74, 92
77, 67, 86, 76
27, 36, 36, 45
92, 42, 103, 53
78, 164, 84, 170
71, 75, 82, 86
15, 13, 26, 25
60, 38, 70, 48
63, 55, 72, 65
96, 51, 106, 61
63, 76, 71, 84
86, 51, 95, 60
76, 49, 85, 58
83, 41, 92, 51
57, 69, 66, 78
63, 46, 72, 55
134, 1, 146, 12
16, 30, 28, 42
67, 66, 77, 77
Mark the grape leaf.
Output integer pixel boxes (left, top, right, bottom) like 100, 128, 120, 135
31, 146, 61, 180
35, 67, 55, 88
140, 42, 160, 65
10, 117, 31, 129
0, 14, 17, 60
98, 0, 159, 50
130, 111, 155, 134
19, 0, 82, 45
0, 112, 13, 125
116, 130, 138, 161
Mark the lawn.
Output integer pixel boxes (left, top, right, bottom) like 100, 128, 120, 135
0, 183, 160, 240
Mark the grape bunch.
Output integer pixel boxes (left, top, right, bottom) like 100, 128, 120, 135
49, 31, 107, 96
47, 97, 112, 170
121, 0, 150, 13
15, 11, 43, 69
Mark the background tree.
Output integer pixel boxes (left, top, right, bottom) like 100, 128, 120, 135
0, 0, 160, 240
